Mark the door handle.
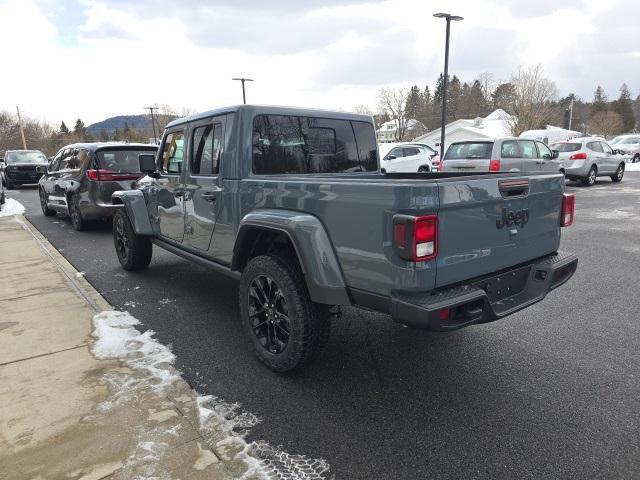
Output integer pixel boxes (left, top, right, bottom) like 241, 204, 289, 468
201, 192, 216, 202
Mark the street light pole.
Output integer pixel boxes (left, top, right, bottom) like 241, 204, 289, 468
433, 13, 463, 161
232, 77, 254, 104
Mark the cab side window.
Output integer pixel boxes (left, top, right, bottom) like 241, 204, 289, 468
501, 140, 520, 158
160, 130, 185, 174
191, 123, 222, 176
518, 140, 537, 159
387, 148, 404, 159
537, 142, 553, 159
402, 147, 420, 157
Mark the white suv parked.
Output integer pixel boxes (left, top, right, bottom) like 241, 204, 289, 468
379, 142, 438, 173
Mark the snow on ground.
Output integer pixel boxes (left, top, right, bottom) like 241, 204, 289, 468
0, 198, 25, 217
91, 310, 331, 480
625, 162, 640, 171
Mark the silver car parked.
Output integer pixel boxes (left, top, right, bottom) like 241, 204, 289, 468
440, 137, 561, 173
610, 134, 640, 163
550, 137, 625, 186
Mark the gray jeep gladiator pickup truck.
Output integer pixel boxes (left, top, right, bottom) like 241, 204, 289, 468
112, 105, 577, 372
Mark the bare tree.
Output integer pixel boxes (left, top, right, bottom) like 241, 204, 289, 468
377, 87, 410, 141
588, 111, 624, 137
477, 71, 496, 107
508, 64, 558, 136
352, 104, 373, 116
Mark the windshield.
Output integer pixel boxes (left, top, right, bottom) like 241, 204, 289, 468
96, 148, 157, 173
5, 151, 48, 164
550, 142, 581, 152
444, 142, 493, 160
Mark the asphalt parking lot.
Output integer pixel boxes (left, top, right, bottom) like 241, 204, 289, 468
8, 174, 640, 479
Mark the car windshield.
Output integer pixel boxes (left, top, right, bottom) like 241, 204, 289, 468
5, 151, 48, 164
610, 137, 626, 144
444, 142, 493, 160
550, 142, 581, 152
96, 148, 157, 173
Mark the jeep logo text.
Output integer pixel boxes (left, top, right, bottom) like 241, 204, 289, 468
496, 207, 529, 229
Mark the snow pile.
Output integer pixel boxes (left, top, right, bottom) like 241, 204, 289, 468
625, 162, 640, 172
0, 198, 25, 217
91, 310, 331, 480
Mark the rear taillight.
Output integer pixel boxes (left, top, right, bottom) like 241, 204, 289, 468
393, 214, 438, 261
569, 152, 587, 160
437, 159, 443, 172
561, 193, 575, 227
87, 169, 141, 181
489, 159, 501, 172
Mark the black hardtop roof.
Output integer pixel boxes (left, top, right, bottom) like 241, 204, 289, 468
165, 104, 374, 129
59, 142, 158, 152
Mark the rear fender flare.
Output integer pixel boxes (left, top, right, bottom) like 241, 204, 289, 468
233, 210, 351, 306
112, 190, 153, 235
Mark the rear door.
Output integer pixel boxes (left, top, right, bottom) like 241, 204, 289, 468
499, 139, 523, 172
156, 128, 187, 243
435, 174, 563, 288
183, 117, 224, 252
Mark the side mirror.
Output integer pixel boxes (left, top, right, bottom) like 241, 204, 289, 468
387, 155, 396, 160
139, 153, 157, 174
36, 165, 47, 174
551, 150, 559, 159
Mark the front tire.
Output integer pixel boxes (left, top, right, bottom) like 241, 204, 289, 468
581, 166, 597, 186
611, 163, 625, 183
68, 195, 87, 231
113, 209, 153, 271
39, 189, 56, 216
239, 254, 330, 372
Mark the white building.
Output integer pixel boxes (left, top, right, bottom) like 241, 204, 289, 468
377, 118, 426, 143
413, 109, 514, 153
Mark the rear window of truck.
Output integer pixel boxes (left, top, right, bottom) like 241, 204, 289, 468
252, 114, 377, 174
444, 142, 493, 160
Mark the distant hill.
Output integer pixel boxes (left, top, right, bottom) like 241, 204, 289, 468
87, 115, 152, 135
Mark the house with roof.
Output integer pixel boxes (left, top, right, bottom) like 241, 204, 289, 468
412, 109, 514, 153
377, 118, 427, 143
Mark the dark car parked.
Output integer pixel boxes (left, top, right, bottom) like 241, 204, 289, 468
1, 150, 48, 189
38, 142, 158, 230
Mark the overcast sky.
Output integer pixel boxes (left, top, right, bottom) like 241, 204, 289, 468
1, 0, 638, 125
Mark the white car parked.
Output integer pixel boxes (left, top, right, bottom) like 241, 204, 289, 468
379, 142, 438, 173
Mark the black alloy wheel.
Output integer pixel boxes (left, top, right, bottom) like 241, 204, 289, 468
248, 274, 291, 355
68, 195, 85, 230
114, 213, 130, 261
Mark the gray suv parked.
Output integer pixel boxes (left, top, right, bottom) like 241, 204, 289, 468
38, 142, 158, 230
441, 137, 560, 173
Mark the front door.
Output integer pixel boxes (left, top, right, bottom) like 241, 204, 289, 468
156, 128, 186, 243
600, 141, 617, 173
183, 119, 224, 252
499, 139, 523, 172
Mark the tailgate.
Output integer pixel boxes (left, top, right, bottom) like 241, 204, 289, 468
435, 174, 564, 288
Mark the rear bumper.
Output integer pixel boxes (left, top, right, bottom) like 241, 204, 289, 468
390, 251, 578, 331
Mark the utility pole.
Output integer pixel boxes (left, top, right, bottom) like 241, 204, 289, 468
145, 106, 159, 144
232, 77, 254, 104
433, 13, 463, 160
16, 106, 27, 149
568, 98, 574, 130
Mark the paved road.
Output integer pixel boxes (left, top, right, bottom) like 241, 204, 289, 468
8, 175, 640, 479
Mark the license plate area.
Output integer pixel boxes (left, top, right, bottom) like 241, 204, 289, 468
472, 265, 531, 303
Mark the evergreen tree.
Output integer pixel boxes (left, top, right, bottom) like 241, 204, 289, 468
123, 122, 131, 141
591, 86, 608, 115
612, 83, 636, 132
74, 118, 86, 140
60, 121, 69, 134
468, 80, 486, 116
404, 85, 422, 121
492, 83, 516, 112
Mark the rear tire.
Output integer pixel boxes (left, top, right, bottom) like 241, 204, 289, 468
113, 209, 153, 271
611, 163, 624, 183
634, 154, 640, 164
39, 188, 56, 216
581, 166, 597, 186
239, 253, 330, 372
